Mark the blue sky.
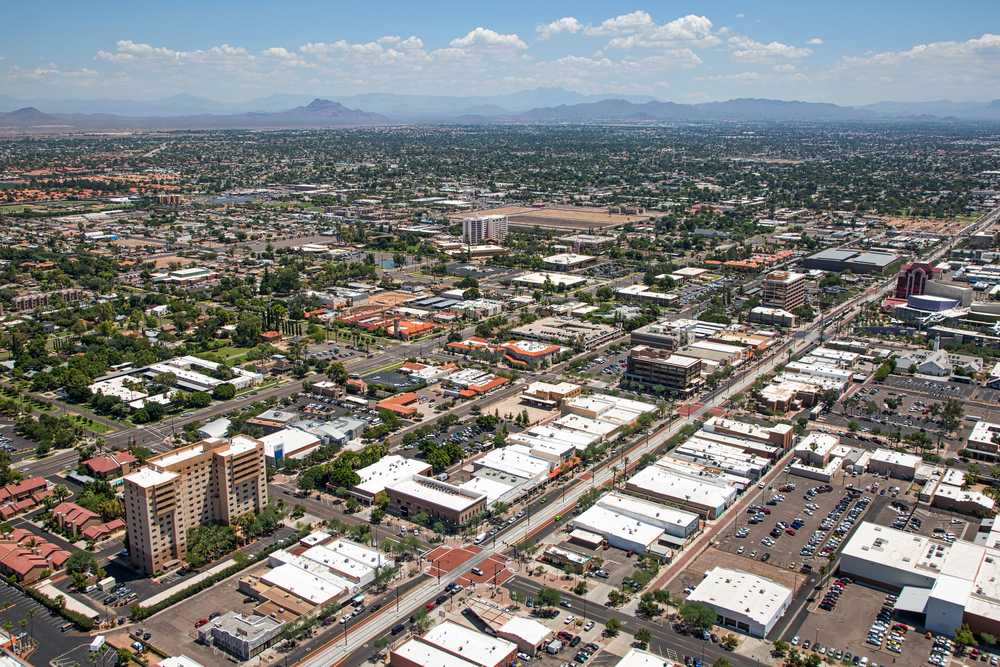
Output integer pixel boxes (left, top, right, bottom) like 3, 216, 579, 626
2, 0, 998, 104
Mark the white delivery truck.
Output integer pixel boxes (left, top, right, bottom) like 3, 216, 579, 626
90, 636, 106, 653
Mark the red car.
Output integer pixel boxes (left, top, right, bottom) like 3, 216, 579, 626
195, 619, 208, 628
426, 603, 435, 610
785, 529, 796, 536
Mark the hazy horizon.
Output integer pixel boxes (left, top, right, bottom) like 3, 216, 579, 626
2, 0, 998, 107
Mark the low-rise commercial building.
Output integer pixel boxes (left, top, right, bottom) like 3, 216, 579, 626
687, 567, 792, 638
966, 420, 1000, 462
749, 307, 796, 328
510, 317, 618, 348
520, 381, 582, 409
349, 455, 432, 503
625, 465, 737, 520
573, 492, 699, 553
197, 612, 285, 660
867, 449, 922, 480
386, 475, 487, 525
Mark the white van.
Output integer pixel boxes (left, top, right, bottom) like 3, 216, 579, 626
474, 532, 488, 545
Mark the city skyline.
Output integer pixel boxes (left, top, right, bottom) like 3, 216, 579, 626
2, 0, 998, 106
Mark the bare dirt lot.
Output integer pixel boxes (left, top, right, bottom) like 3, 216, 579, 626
367, 290, 416, 309
876, 215, 973, 235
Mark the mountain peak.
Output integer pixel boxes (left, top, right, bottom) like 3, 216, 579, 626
1, 107, 55, 125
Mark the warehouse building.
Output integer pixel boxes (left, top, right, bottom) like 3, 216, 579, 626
803, 248, 901, 275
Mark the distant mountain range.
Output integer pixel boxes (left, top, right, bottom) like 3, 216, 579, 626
1, 88, 999, 129
0, 87, 661, 120
0, 99, 387, 130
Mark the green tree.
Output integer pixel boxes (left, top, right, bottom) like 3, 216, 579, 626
773, 641, 789, 657
712, 659, 733, 667
634, 628, 651, 648
536, 587, 561, 608
605, 616, 621, 636
678, 601, 717, 629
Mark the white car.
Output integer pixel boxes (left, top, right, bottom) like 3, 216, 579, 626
738, 546, 745, 554
791, 636, 800, 646
564, 616, 575, 625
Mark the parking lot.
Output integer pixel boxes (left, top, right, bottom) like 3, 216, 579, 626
715, 474, 885, 571
788, 577, 944, 667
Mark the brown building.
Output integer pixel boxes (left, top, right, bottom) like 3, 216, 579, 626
762, 271, 806, 311
625, 345, 703, 397
123, 436, 267, 575
386, 475, 487, 526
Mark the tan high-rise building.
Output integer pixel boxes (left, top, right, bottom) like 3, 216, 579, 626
762, 271, 806, 311
123, 436, 267, 574
462, 214, 508, 244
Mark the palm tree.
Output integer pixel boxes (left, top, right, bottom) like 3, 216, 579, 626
25, 610, 34, 645
2, 601, 10, 628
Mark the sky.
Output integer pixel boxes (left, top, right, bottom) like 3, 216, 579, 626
2, 0, 998, 105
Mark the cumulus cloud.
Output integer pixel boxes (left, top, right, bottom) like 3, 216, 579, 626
817, 33, 1000, 96
807, 38, 823, 45
728, 35, 813, 63
593, 13, 720, 50
377, 35, 401, 44
449, 27, 528, 51
397, 36, 424, 50
735, 13, 745, 18
536, 17, 583, 40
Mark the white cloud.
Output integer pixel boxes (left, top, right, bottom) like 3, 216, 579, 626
377, 35, 401, 44
772, 63, 797, 72
397, 36, 424, 50
584, 10, 654, 36
807, 38, 823, 45
536, 17, 583, 41
598, 14, 721, 50
735, 13, 745, 18
819, 33, 1000, 96
728, 35, 813, 63
449, 27, 528, 51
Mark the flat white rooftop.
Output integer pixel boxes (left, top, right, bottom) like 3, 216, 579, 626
125, 467, 177, 489
354, 455, 431, 496
688, 567, 792, 627
422, 621, 516, 667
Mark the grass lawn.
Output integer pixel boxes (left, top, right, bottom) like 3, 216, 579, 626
211, 346, 254, 362
69, 414, 115, 434
66, 405, 126, 429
